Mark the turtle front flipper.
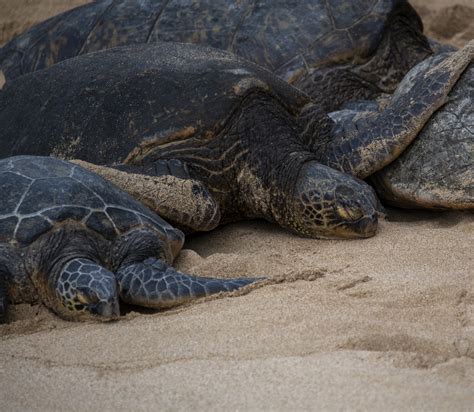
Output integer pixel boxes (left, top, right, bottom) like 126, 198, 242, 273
116, 258, 261, 309
111, 227, 263, 309
316, 40, 474, 179
73, 160, 221, 233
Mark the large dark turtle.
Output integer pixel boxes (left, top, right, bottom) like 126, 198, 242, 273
0, 155, 261, 323
0, 42, 471, 233
0, 0, 432, 111
0, 42, 380, 240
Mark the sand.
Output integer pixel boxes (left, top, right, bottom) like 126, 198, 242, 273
0, 1, 473, 410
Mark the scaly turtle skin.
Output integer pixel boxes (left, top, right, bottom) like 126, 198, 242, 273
371, 55, 474, 209
0, 156, 261, 323
0, 0, 432, 111
0, 43, 380, 239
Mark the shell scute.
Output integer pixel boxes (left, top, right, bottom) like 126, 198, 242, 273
0, 171, 31, 215
85, 211, 118, 240
11, 156, 72, 179
15, 215, 53, 245
0, 216, 18, 242
41, 206, 90, 224
17, 177, 104, 214
106, 207, 141, 234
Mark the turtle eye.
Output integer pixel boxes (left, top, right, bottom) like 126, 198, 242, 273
346, 207, 363, 221
337, 206, 351, 220
76, 291, 100, 305
76, 292, 89, 305
337, 206, 363, 221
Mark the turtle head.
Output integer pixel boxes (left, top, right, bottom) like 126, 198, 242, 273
284, 162, 378, 239
53, 258, 120, 321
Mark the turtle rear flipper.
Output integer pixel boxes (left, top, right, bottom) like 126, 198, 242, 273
317, 40, 474, 179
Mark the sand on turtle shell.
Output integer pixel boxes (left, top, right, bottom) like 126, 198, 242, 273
0, 0, 473, 410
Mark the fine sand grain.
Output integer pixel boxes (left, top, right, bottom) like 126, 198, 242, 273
0, 1, 473, 410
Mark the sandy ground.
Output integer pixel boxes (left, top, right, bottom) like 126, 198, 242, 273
0, 1, 473, 411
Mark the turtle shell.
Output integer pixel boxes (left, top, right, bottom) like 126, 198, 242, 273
0, 0, 414, 83
0, 42, 308, 164
0, 156, 183, 248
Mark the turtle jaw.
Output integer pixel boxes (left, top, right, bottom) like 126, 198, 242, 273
286, 161, 379, 239
326, 213, 378, 240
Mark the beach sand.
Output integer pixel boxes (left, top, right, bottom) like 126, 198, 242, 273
0, 1, 473, 410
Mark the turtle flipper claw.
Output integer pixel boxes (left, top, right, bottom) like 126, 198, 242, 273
116, 258, 264, 309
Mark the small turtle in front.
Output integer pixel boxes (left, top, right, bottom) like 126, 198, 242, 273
0, 0, 432, 111
0, 156, 261, 323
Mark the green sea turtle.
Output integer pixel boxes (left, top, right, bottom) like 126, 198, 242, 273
0, 0, 432, 111
0, 42, 471, 235
0, 42, 381, 239
0, 155, 261, 323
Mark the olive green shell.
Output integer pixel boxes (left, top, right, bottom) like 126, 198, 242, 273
0, 0, 418, 83
0, 42, 308, 164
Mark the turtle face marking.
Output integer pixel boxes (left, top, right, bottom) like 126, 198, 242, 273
56, 258, 119, 321
291, 162, 378, 239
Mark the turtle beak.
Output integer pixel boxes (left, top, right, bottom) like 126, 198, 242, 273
356, 213, 379, 238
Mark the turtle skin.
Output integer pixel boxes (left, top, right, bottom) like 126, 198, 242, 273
0, 42, 382, 240
0, 0, 432, 111
0, 156, 261, 322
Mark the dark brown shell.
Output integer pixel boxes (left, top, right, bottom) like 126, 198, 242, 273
0, 42, 308, 165
0, 0, 412, 83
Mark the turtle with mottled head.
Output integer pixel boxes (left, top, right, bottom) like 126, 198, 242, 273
0, 156, 262, 322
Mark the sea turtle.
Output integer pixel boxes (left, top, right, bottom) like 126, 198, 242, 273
0, 42, 471, 234
0, 42, 380, 239
0, 155, 261, 323
0, 0, 432, 111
